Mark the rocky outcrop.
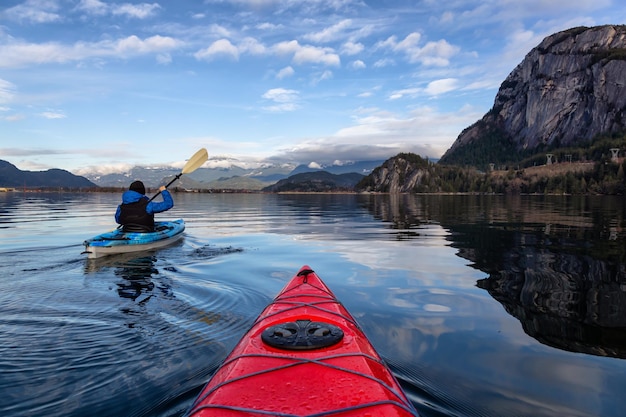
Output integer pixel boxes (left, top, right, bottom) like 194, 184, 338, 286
441, 25, 626, 165
356, 153, 433, 193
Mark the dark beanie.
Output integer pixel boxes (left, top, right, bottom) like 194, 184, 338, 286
129, 180, 145, 195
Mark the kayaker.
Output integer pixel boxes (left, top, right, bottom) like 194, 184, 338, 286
115, 180, 174, 232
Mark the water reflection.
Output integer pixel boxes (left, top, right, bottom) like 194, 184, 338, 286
114, 256, 160, 303
360, 194, 626, 358
85, 254, 176, 329
477, 253, 626, 359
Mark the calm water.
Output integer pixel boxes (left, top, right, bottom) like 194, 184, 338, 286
1, 192, 625, 417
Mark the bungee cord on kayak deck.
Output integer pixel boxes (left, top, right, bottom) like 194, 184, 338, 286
189, 352, 416, 415
186, 266, 419, 417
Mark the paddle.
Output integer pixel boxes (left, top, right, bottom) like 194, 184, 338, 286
148, 148, 208, 202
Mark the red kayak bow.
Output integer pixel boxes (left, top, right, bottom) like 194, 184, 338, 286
187, 265, 418, 417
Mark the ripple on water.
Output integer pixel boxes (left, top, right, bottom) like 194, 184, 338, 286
0, 244, 272, 417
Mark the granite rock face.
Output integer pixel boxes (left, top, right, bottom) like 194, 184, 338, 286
356, 154, 433, 193
366, 158, 428, 193
442, 25, 626, 161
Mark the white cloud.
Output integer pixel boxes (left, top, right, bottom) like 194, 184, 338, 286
273, 40, 340, 66
312, 70, 333, 84
209, 0, 363, 14
376, 33, 459, 67
272, 104, 483, 162
75, 0, 161, 19
111, 3, 161, 19
388, 78, 458, 99
238, 37, 267, 55
0, 79, 16, 104
373, 58, 395, 68
341, 41, 364, 55
193, 36, 263, 62
4, 0, 61, 23
4, 114, 26, 122
0, 35, 183, 68
262, 88, 298, 102
276, 66, 295, 79
262, 88, 300, 112
257, 22, 283, 30
395, 32, 422, 51
294, 45, 341, 66
410, 39, 460, 66
40, 111, 66, 119
114, 35, 181, 55
156, 53, 172, 64
424, 78, 459, 96
350, 60, 366, 69
439, 11, 454, 24
498, 0, 611, 18
74, 162, 134, 176
501, 28, 546, 63
303, 19, 353, 43
389, 87, 421, 100
75, 0, 108, 16
194, 39, 239, 61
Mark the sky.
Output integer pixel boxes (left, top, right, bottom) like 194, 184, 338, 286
0, 0, 623, 175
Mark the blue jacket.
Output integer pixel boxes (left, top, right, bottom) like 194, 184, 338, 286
115, 189, 174, 224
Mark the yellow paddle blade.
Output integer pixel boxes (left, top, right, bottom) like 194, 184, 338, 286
182, 148, 208, 174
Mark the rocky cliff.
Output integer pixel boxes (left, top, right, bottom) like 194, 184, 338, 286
441, 25, 626, 166
356, 153, 434, 193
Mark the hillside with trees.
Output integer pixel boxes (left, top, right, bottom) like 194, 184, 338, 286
356, 151, 625, 195
0, 160, 97, 189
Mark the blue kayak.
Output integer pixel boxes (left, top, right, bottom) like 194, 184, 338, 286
83, 219, 185, 259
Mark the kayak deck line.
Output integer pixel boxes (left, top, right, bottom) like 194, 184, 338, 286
191, 400, 416, 417
255, 296, 360, 329
186, 266, 419, 417
90, 224, 175, 242
192, 352, 414, 412
91, 236, 131, 242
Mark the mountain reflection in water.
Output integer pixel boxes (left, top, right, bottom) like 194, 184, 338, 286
360, 194, 626, 359
477, 246, 626, 359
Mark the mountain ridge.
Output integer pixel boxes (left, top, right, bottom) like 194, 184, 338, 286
263, 171, 364, 192
79, 160, 384, 188
0, 160, 97, 188
440, 25, 626, 169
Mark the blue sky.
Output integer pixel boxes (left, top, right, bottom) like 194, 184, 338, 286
0, 0, 623, 175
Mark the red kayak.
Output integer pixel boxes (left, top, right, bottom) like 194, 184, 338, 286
187, 265, 418, 417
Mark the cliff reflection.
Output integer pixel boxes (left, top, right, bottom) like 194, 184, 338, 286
359, 194, 626, 358
477, 253, 626, 358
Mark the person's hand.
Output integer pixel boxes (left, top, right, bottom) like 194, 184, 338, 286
159, 185, 167, 192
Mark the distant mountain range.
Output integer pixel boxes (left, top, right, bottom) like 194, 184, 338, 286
80, 159, 385, 189
0, 160, 96, 188
262, 171, 365, 192
0, 158, 384, 190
